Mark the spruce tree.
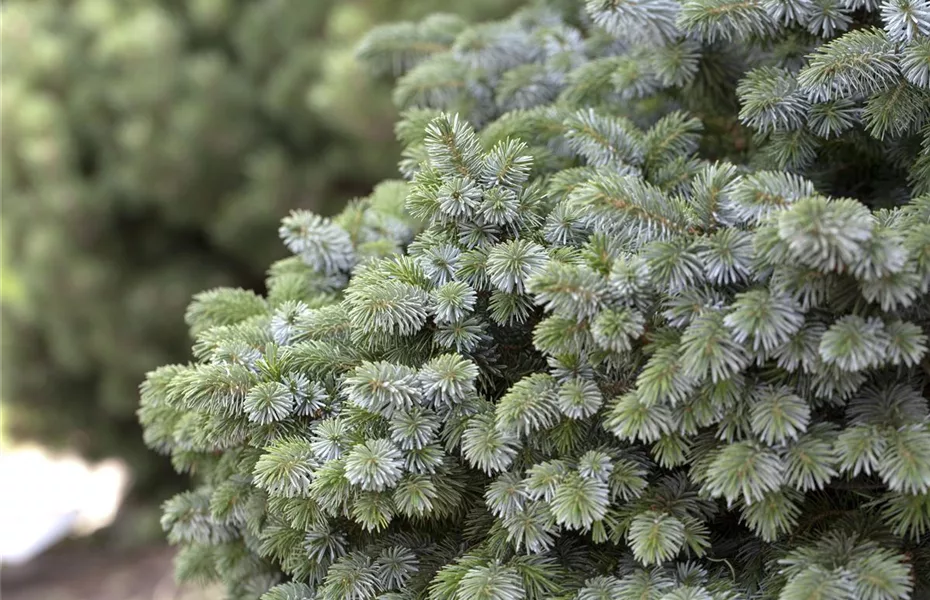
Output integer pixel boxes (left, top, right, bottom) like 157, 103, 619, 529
140, 0, 930, 598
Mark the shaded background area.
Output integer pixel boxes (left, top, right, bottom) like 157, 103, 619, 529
3, 543, 222, 600
0, 0, 519, 596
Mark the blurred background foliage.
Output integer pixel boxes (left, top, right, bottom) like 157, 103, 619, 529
0, 0, 520, 533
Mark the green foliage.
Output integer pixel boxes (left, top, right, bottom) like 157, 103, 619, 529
0, 0, 518, 499
142, 0, 930, 599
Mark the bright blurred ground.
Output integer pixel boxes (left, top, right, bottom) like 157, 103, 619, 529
0, 439, 223, 600
0, 444, 130, 565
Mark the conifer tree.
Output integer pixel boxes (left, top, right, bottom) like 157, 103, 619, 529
0, 0, 516, 496
141, 0, 930, 598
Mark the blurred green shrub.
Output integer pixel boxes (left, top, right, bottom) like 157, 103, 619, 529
0, 0, 518, 501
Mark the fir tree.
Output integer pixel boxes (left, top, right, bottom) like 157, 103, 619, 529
141, 0, 930, 598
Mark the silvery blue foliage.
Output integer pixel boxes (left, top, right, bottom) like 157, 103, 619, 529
141, 2, 930, 600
